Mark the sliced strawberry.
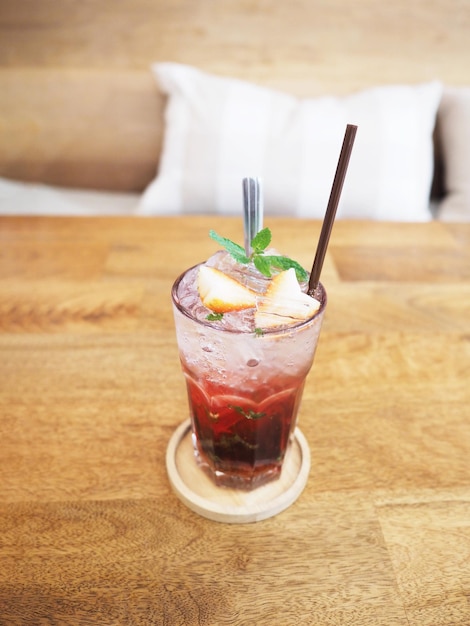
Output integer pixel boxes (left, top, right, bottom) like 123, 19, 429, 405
254, 268, 320, 328
197, 266, 257, 313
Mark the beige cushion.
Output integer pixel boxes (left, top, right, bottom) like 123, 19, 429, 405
138, 63, 442, 221
435, 87, 470, 222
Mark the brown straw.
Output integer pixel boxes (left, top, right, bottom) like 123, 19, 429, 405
308, 123, 358, 296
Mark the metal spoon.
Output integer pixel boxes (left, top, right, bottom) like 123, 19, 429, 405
242, 177, 263, 256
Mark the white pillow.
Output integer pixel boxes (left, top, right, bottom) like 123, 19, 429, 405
138, 63, 442, 221
0, 177, 139, 215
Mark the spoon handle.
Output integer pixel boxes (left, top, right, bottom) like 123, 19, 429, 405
243, 177, 263, 256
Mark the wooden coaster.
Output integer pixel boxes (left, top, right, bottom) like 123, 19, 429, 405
166, 418, 311, 524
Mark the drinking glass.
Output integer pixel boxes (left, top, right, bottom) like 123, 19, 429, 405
171, 264, 327, 490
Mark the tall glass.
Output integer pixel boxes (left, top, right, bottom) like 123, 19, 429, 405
171, 264, 327, 490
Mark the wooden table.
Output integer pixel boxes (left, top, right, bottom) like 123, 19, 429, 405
1, 216, 469, 625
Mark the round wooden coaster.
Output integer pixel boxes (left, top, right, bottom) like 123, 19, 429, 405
166, 418, 311, 524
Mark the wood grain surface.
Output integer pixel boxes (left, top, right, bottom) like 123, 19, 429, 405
1, 0, 469, 190
0, 216, 469, 625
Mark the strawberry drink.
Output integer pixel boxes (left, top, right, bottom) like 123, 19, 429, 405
171, 228, 327, 490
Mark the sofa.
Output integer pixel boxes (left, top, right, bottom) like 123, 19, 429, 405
1, 0, 469, 221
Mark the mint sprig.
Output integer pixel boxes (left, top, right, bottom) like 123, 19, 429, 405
209, 227, 308, 282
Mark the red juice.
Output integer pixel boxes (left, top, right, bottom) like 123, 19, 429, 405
182, 362, 306, 488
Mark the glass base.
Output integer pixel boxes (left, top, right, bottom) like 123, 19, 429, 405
166, 419, 311, 523
192, 434, 283, 490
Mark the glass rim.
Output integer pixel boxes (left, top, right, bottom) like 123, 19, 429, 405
171, 262, 327, 336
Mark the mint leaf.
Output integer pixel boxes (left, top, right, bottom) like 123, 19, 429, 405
209, 230, 250, 264
229, 405, 266, 420
206, 312, 224, 321
253, 254, 272, 277
251, 227, 271, 254
264, 255, 309, 282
